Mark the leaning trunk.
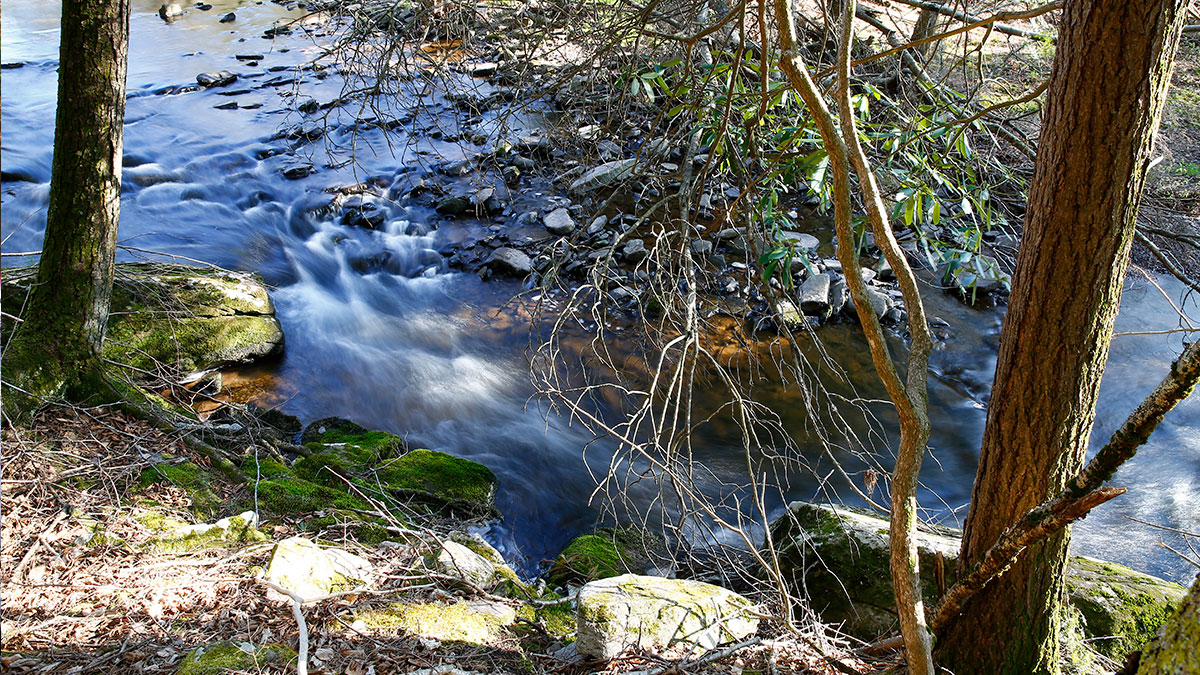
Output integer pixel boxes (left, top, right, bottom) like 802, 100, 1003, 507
935, 0, 1188, 672
4, 0, 130, 406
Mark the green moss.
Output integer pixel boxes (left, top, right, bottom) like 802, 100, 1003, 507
515, 594, 576, 640
105, 313, 282, 376
373, 449, 498, 512
352, 601, 508, 644
549, 535, 624, 586
256, 476, 368, 514
176, 641, 296, 675
294, 452, 355, 487
138, 461, 222, 517
146, 514, 268, 554
1066, 557, 1186, 659
301, 417, 405, 462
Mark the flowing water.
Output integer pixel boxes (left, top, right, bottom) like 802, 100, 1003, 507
3, 0, 1196, 582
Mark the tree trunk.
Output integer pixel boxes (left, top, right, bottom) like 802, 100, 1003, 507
4, 0, 130, 410
935, 0, 1189, 672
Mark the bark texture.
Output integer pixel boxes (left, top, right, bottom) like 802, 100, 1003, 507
4, 0, 130, 410
935, 0, 1189, 672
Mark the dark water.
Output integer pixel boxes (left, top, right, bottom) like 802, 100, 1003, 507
3, 0, 1196, 582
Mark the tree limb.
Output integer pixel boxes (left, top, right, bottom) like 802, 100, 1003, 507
885, 0, 1060, 39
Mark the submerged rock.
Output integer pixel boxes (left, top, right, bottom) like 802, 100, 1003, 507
575, 574, 759, 660
768, 501, 1186, 659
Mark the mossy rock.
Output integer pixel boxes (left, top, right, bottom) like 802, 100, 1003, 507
256, 475, 369, 514
264, 537, 373, 602
146, 511, 267, 554
768, 500, 1187, 659
351, 600, 514, 644
177, 641, 296, 675
1137, 573, 1200, 674
548, 527, 662, 588
301, 417, 406, 462
138, 461, 223, 518
515, 592, 576, 641
372, 448, 498, 516
2, 263, 284, 380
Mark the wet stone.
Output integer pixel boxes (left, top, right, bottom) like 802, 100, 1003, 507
196, 70, 238, 87
544, 208, 576, 235
487, 248, 532, 277
799, 274, 831, 315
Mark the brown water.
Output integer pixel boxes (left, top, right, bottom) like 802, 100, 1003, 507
3, 0, 1196, 581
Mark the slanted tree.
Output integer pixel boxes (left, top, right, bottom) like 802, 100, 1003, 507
4, 0, 131, 414
935, 0, 1190, 671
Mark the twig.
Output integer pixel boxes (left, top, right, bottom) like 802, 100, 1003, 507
254, 578, 311, 675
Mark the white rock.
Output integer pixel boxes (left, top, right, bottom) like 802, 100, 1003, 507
576, 574, 759, 660
544, 207, 576, 235
427, 540, 498, 587
264, 537, 373, 603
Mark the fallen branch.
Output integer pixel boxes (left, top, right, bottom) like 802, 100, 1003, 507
885, 0, 1059, 39
254, 578, 311, 675
1135, 230, 1200, 295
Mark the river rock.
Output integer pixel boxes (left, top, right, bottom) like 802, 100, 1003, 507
487, 247, 532, 277
436, 195, 471, 216
569, 158, 638, 194
692, 239, 713, 256
575, 574, 759, 660
780, 231, 819, 250
196, 70, 237, 87
264, 537, 373, 603
768, 501, 1187, 659
544, 207, 576, 235
341, 196, 387, 229
622, 238, 647, 263
159, 3, 184, 20
799, 273, 831, 315
865, 287, 890, 318
829, 279, 848, 315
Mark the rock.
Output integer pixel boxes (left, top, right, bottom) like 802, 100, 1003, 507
281, 161, 314, 179
691, 239, 713, 256
147, 511, 266, 553
159, 3, 184, 20
587, 215, 609, 234
874, 256, 894, 281
622, 238, 647, 263
426, 540, 503, 587
575, 574, 759, 660
544, 207, 576, 235
774, 299, 805, 329
265, 537, 373, 603
351, 599, 513, 645
569, 158, 638, 194
829, 279, 848, 316
487, 247, 533, 277
799, 273, 831, 315
0, 263, 284, 380
768, 501, 1187, 658
1136, 574, 1199, 674
341, 196, 387, 229
549, 529, 661, 588
219, 11, 235, 22
779, 231, 819, 250
374, 449, 499, 516
866, 288, 890, 318
177, 642, 296, 675
196, 70, 237, 87
436, 195, 471, 216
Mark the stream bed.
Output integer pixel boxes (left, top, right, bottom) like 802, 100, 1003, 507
3, 0, 1196, 582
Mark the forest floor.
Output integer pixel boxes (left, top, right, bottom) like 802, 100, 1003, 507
0, 404, 874, 675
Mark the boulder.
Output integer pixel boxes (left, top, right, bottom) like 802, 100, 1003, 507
569, 159, 638, 194
2, 263, 283, 380
426, 540, 503, 587
351, 600, 514, 645
264, 537, 373, 603
1136, 574, 1199, 674
147, 510, 266, 553
548, 528, 662, 588
768, 501, 1187, 659
779, 231, 819, 250
374, 448, 499, 517
798, 273, 831, 315
544, 207, 576, 235
575, 574, 759, 660
486, 247, 533, 278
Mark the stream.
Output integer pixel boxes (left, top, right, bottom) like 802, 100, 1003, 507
3, 0, 1196, 583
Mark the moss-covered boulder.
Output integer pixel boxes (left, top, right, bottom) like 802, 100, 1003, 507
373, 448, 499, 516
2, 263, 284, 380
548, 528, 662, 588
138, 460, 223, 517
575, 574, 759, 660
301, 417, 406, 461
177, 641, 296, 675
768, 501, 1187, 660
264, 537, 374, 602
1137, 573, 1200, 674
350, 599, 516, 644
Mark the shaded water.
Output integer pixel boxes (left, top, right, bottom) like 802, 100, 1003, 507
3, 0, 1196, 581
